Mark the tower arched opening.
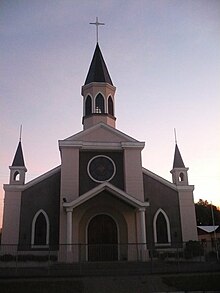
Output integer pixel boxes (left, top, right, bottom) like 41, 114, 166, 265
108, 96, 114, 116
95, 94, 105, 113
85, 95, 92, 116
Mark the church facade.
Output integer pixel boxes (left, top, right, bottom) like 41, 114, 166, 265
1, 43, 198, 262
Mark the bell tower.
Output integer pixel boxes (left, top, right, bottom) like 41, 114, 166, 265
170, 143, 189, 185
81, 43, 116, 130
170, 142, 198, 241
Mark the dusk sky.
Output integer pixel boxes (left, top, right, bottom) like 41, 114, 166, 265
0, 0, 220, 226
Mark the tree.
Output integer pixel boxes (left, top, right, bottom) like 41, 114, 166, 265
195, 199, 220, 226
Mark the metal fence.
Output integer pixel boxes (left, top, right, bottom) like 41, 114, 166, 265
0, 242, 219, 277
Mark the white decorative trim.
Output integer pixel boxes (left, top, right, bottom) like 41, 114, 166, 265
95, 92, 105, 113
82, 82, 116, 92
142, 168, 177, 191
59, 140, 145, 150
87, 155, 116, 183
31, 209, 50, 248
153, 208, 171, 245
107, 95, 114, 115
62, 122, 139, 143
84, 95, 93, 116
63, 182, 149, 210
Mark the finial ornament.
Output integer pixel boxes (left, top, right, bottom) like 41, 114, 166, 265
174, 128, 177, 144
19, 125, 23, 142
90, 17, 105, 43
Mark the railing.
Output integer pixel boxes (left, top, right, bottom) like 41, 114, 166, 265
0, 242, 219, 277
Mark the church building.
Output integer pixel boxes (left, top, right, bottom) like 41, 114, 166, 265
1, 41, 198, 262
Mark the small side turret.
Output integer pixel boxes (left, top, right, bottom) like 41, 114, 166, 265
9, 141, 27, 185
170, 143, 189, 185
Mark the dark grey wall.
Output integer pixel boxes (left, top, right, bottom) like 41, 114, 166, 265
79, 151, 124, 195
18, 171, 60, 250
143, 173, 182, 248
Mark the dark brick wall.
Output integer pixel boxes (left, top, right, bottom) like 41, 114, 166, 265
18, 171, 60, 250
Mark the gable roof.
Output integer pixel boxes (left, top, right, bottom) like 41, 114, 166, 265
63, 182, 149, 210
84, 43, 113, 86
12, 141, 25, 167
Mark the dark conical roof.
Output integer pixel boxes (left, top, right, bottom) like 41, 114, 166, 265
12, 141, 25, 167
84, 43, 113, 85
173, 144, 185, 168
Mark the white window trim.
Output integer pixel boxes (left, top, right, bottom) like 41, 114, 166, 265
153, 208, 171, 246
31, 209, 50, 248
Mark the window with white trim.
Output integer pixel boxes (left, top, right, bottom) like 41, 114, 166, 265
153, 208, 171, 245
31, 210, 49, 247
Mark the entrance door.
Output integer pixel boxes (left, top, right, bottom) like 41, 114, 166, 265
88, 214, 118, 261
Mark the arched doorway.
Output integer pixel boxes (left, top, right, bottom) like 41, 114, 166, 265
88, 214, 118, 261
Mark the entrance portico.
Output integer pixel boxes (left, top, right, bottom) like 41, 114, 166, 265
61, 182, 149, 262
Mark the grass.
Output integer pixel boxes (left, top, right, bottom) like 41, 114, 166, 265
0, 279, 83, 293
163, 272, 220, 291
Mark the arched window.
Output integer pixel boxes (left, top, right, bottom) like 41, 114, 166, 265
179, 172, 184, 182
31, 210, 49, 247
85, 95, 92, 116
108, 96, 114, 116
153, 209, 171, 245
13, 171, 20, 181
95, 94, 105, 113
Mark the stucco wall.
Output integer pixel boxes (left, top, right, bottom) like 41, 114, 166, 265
143, 173, 182, 248
18, 171, 60, 250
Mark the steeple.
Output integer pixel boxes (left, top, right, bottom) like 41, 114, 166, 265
172, 144, 185, 169
170, 143, 189, 185
84, 43, 113, 86
12, 141, 25, 167
9, 140, 27, 185
81, 43, 116, 130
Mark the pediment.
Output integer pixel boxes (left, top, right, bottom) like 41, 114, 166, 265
63, 182, 149, 210
63, 123, 139, 143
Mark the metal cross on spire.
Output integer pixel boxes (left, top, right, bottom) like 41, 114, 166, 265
174, 128, 178, 144
19, 124, 23, 142
90, 17, 105, 43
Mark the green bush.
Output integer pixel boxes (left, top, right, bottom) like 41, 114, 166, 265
184, 241, 204, 259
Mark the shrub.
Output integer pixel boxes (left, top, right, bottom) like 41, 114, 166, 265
184, 241, 204, 259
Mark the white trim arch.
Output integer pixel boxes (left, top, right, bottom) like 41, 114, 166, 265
84, 95, 93, 116
153, 208, 171, 245
95, 93, 105, 113
107, 95, 114, 116
31, 209, 50, 248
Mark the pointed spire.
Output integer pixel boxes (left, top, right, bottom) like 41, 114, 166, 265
173, 144, 185, 168
84, 43, 113, 85
12, 141, 25, 167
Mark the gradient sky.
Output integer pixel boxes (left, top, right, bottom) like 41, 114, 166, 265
0, 0, 220, 227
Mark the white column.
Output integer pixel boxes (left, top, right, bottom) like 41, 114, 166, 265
66, 208, 73, 252
139, 208, 146, 244
136, 207, 148, 261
